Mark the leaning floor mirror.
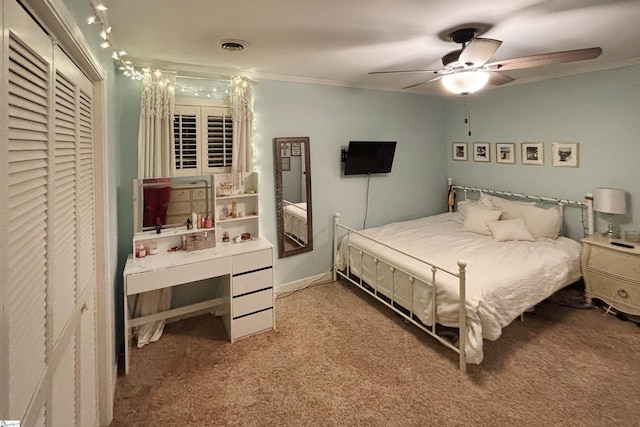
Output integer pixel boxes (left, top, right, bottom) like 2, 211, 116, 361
274, 137, 313, 257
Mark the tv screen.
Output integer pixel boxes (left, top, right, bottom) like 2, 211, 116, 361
343, 141, 397, 175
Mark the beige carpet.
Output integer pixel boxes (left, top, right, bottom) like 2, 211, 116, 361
112, 281, 640, 426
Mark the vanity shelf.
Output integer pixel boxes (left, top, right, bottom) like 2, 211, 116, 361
133, 226, 216, 240
217, 215, 257, 224
214, 172, 260, 243
216, 193, 259, 200
132, 226, 216, 263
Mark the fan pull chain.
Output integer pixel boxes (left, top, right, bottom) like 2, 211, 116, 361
463, 95, 472, 136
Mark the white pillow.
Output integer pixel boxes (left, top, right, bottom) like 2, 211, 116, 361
456, 199, 481, 223
487, 218, 535, 242
517, 204, 562, 240
462, 205, 503, 235
479, 192, 535, 220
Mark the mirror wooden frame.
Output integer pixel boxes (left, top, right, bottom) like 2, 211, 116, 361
274, 137, 313, 258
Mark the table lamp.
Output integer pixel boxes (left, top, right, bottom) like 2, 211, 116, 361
593, 187, 627, 238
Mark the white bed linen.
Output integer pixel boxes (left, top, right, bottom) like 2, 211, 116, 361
336, 212, 582, 364
284, 202, 307, 244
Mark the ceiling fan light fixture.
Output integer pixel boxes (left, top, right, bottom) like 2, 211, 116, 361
441, 70, 490, 95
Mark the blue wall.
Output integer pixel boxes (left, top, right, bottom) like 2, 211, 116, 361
445, 65, 640, 236
112, 65, 640, 289
254, 81, 446, 284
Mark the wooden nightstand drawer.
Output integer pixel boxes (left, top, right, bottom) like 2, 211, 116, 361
587, 246, 640, 281
586, 270, 640, 310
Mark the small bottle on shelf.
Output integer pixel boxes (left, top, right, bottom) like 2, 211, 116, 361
135, 242, 147, 258
231, 200, 237, 218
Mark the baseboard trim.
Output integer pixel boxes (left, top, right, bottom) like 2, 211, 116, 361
275, 271, 333, 295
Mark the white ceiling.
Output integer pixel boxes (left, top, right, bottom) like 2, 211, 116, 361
105, 0, 640, 96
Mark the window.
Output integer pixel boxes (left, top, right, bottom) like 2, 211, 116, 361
173, 102, 233, 176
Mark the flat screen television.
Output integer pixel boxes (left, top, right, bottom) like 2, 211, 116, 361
343, 141, 397, 175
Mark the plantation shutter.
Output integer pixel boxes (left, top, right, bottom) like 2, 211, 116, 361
171, 104, 233, 176
1, 0, 99, 424
173, 105, 199, 176
202, 106, 233, 172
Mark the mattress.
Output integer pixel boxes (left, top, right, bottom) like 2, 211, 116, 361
336, 212, 582, 364
284, 202, 307, 244
285, 202, 307, 221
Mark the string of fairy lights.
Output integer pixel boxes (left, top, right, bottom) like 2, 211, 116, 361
86, 0, 230, 98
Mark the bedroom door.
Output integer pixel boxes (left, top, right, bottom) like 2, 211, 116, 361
0, 0, 100, 424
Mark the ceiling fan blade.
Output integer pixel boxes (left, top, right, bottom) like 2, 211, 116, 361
402, 75, 442, 90
487, 47, 602, 71
369, 69, 439, 75
489, 72, 515, 86
459, 38, 502, 67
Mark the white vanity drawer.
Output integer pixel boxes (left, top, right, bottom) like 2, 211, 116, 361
232, 248, 272, 275
232, 308, 273, 340
233, 288, 273, 318
233, 268, 272, 297
126, 257, 230, 295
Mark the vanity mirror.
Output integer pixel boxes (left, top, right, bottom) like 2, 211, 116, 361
274, 137, 313, 257
133, 175, 213, 232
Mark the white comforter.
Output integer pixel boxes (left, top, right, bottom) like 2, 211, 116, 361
336, 212, 582, 364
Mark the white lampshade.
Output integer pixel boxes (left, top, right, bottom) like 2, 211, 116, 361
441, 71, 490, 95
593, 187, 627, 214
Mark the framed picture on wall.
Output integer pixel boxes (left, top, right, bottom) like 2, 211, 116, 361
496, 143, 516, 164
473, 142, 491, 162
281, 156, 291, 171
521, 142, 544, 166
452, 142, 468, 161
552, 142, 579, 167
281, 142, 291, 158
291, 142, 301, 156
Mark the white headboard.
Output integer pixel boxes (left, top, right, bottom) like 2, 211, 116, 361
447, 178, 594, 237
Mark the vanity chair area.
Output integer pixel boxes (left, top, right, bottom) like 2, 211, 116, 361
122, 173, 274, 374
123, 137, 314, 374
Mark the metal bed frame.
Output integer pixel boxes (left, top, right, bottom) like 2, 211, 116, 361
283, 200, 308, 246
332, 180, 593, 372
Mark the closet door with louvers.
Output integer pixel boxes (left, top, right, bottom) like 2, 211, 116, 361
0, 0, 99, 425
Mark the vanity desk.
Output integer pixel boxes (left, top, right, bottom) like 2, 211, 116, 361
123, 237, 274, 375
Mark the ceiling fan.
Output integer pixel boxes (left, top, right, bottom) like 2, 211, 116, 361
369, 24, 602, 95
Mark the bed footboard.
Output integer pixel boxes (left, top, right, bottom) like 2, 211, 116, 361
332, 213, 469, 372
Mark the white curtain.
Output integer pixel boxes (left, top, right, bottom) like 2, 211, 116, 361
229, 76, 255, 189
137, 69, 176, 179
134, 69, 176, 347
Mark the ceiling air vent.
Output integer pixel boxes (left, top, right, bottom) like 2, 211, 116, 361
220, 39, 249, 51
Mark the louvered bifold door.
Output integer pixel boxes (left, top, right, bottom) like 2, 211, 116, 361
77, 82, 98, 427
202, 106, 233, 173
3, 26, 52, 423
1, 1, 99, 425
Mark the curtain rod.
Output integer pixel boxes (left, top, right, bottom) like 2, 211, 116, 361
176, 75, 231, 83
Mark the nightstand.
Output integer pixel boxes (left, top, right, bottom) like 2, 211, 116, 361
581, 233, 640, 316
